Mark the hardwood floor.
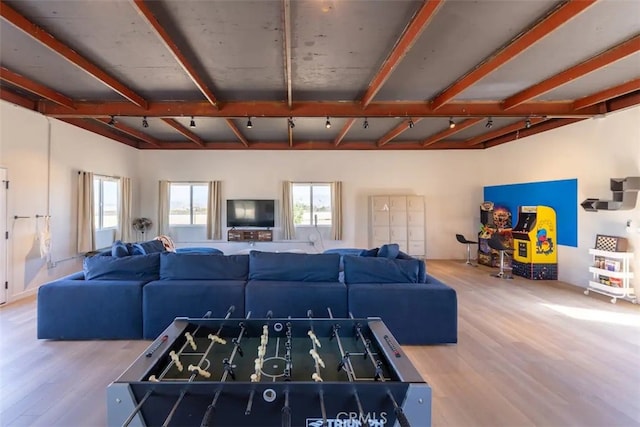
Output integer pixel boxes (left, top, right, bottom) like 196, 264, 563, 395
0, 260, 638, 427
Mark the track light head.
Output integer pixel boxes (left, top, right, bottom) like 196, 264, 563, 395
142, 116, 149, 128
449, 118, 455, 129
108, 116, 116, 126
325, 116, 331, 129
363, 118, 369, 129
247, 117, 253, 129
525, 118, 531, 129
189, 116, 196, 128
485, 117, 493, 129
408, 118, 414, 129
288, 117, 295, 129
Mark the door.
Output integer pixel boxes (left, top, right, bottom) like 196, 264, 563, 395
0, 168, 7, 304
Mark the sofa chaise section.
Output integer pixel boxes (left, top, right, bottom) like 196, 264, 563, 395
245, 251, 347, 318
142, 253, 247, 339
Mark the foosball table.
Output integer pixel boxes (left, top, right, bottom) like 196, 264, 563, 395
107, 308, 431, 427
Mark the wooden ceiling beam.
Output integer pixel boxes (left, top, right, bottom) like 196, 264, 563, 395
39, 100, 602, 118
131, 0, 219, 108
483, 118, 586, 148
224, 119, 250, 147
377, 118, 423, 147
504, 35, 640, 110
466, 117, 547, 146
0, 86, 36, 110
431, 0, 597, 110
422, 118, 483, 147
58, 118, 140, 148
0, 67, 75, 109
574, 78, 640, 110
161, 118, 204, 147
334, 118, 356, 146
94, 118, 160, 147
607, 90, 640, 112
282, 0, 293, 108
0, 1, 147, 108
361, 0, 444, 106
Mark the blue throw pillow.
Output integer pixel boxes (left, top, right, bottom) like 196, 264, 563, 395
378, 243, 400, 259
343, 256, 420, 284
132, 239, 166, 255
83, 253, 160, 281
359, 247, 379, 257
111, 240, 129, 258
248, 251, 340, 282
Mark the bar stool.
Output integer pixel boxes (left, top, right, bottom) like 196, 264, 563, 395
455, 234, 477, 267
488, 234, 513, 279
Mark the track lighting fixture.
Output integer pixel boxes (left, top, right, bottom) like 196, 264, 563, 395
449, 118, 455, 129
485, 117, 493, 129
142, 116, 149, 128
363, 118, 369, 129
288, 117, 295, 129
189, 116, 196, 128
108, 116, 116, 126
247, 117, 253, 129
325, 117, 331, 129
525, 118, 532, 129
408, 118, 414, 129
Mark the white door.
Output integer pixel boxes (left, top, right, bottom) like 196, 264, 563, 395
0, 168, 7, 305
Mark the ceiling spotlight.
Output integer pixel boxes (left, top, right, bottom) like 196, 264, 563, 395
449, 118, 456, 129
325, 116, 331, 129
363, 118, 369, 129
525, 118, 532, 129
288, 117, 295, 129
247, 117, 253, 129
107, 116, 116, 126
189, 116, 196, 128
408, 118, 414, 129
142, 116, 149, 128
485, 117, 493, 129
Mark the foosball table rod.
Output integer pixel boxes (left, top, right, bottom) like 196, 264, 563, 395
281, 389, 291, 427
387, 389, 411, 427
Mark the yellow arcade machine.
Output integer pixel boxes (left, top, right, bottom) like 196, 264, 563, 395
511, 205, 558, 280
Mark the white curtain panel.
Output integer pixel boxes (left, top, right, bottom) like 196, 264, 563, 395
76, 171, 95, 253
281, 181, 295, 240
158, 180, 170, 236
331, 181, 343, 240
207, 181, 222, 240
117, 176, 132, 242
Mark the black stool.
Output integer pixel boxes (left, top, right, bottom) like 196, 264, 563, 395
488, 235, 513, 279
455, 234, 477, 267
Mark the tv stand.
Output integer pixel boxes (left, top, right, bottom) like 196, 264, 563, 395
228, 229, 273, 242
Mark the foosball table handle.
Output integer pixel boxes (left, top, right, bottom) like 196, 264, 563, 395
281, 406, 291, 427
395, 407, 411, 427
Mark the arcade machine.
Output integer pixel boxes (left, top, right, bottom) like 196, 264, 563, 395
478, 202, 513, 267
511, 205, 558, 279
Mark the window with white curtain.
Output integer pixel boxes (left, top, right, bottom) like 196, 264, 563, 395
93, 176, 119, 230
292, 183, 332, 226
169, 183, 208, 226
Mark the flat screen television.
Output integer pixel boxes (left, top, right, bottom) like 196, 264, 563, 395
226, 199, 275, 228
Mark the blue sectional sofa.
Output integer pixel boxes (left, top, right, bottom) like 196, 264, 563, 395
37, 246, 457, 345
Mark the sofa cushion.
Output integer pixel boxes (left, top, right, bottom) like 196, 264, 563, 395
83, 253, 160, 281
111, 240, 130, 257
377, 243, 400, 259
343, 255, 420, 284
160, 253, 248, 280
397, 251, 427, 283
359, 247, 379, 257
131, 239, 166, 255
248, 251, 340, 282
175, 247, 224, 255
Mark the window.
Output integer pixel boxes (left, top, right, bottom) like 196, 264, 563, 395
93, 176, 119, 230
169, 183, 208, 225
292, 183, 332, 226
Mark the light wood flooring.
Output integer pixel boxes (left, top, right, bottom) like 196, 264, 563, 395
0, 260, 638, 427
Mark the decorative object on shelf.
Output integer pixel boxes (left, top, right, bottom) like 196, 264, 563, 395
132, 217, 153, 239
594, 234, 628, 252
585, 247, 635, 304
580, 176, 639, 211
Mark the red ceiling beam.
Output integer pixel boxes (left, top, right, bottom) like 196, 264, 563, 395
0, 1, 147, 108
377, 118, 423, 147
574, 78, 640, 110
504, 35, 640, 110
334, 118, 356, 146
422, 118, 483, 147
0, 87, 36, 110
58, 118, 140, 148
131, 0, 219, 108
224, 119, 250, 147
483, 118, 586, 148
39, 100, 602, 118
161, 118, 204, 147
282, 0, 293, 108
466, 117, 547, 147
0, 67, 75, 109
607, 90, 640, 112
431, 0, 597, 110
94, 118, 160, 147
361, 0, 443, 106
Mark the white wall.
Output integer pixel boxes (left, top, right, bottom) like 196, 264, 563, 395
0, 101, 140, 303
481, 106, 640, 289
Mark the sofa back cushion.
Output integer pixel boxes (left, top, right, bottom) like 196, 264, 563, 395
160, 253, 249, 280
249, 251, 340, 282
343, 255, 420, 284
396, 251, 427, 283
83, 253, 160, 281
131, 239, 166, 255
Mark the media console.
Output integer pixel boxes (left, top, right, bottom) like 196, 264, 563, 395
228, 229, 273, 242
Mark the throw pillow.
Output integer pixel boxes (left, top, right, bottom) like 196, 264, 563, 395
359, 247, 379, 257
111, 240, 129, 258
377, 243, 400, 259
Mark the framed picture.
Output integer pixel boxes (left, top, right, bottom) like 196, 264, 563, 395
594, 234, 628, 252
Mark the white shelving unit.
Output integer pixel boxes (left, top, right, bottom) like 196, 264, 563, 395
585, 248, 636, 304
369, 195, 425, 256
